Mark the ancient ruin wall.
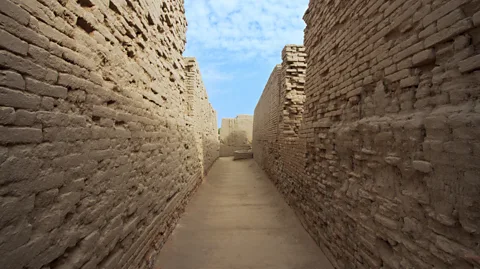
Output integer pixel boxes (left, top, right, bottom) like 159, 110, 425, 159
252, 64, 281, 174
0, 0, 216, 268
253, 45, 308, 197
219, 115, 253, 157
296, 0, 480, 268
185, 57, 219, 173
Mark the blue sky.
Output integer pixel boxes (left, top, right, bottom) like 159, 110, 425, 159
184, 0, 309, 127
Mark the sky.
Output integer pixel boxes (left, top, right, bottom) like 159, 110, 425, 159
183, 0, 309, 127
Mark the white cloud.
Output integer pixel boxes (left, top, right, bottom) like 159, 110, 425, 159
184, 0, 308, 63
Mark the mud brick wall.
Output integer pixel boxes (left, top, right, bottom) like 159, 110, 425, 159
252, 64, 281, 175
253, 45, 308, 202
0, 0, 217, 268
293, 0, 480, 268
185, 57, 219, 173
219, 114, 253, 157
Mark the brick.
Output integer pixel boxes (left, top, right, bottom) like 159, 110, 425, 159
36, 111, 70, 127
0, 106, 15, 124
474, 10, 480, 26
41, 96, 55, 110
385, 64, 397, 75
0, 29, 28, 55
9, 0, 54, 25
0, 70, 25, 90
0, 0, 30, 25
397, 57, 413, 70
400, 76, 419, 88
93, 105, 117, 119
412, 49, 436, 67
454, 35, 470, 51
0, 86, 41, 109
374, 214, 398, 229
434, 234, 469, 255
392, 0, 421, 30
43, 127, 91, 142
25, 77, 67, 99
13, 109, 36, 126
425, 115, 448, 129
62, 47, 97, 71
37, 20, 75, 49
0, 13, 49, 49
0, 50, 47, 80
384, 0, 406, 17
419, 23, 436, 39
437, 9, 465, 31
458, 55, 480, 73
28, 45, 84, 78
36, 111, 87, 127
422, 0, 469, 27
413, 4, 432, 23
393, 41, 424, 63
386, 69, 411, 82
0, 126, 42, 144
58, 73, 95, 91
425, 18, 474, 48
412, 160, 433, 173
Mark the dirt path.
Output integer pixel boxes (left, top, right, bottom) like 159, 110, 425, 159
155, 158, 334, 269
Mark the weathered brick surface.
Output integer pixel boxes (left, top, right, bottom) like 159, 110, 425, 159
255, 1, 480, 268
253, 45, 307, 205
184, 57, 219, 173
0, 1, 218, 269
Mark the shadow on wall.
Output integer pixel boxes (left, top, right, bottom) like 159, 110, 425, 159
220, 131, 251, 157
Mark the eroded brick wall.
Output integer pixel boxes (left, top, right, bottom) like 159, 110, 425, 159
255, 1, 480, 268
219, 115, 253, 157
0, 0, 217, 268
253, 45, 308, 200
185, 57, 219, 173
254, 0, 480, 268
252, 64, 281, 174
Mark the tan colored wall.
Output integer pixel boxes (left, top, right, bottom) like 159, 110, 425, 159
0, 0, 216, 268
255, 1, 480, 268
185, 57, 219, 173
219, 114, 253, 157
253, 45, 307, 193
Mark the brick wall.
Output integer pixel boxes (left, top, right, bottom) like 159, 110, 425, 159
253, 45, 308, 203
255, 1, 480, 268
219, 114, 253, 157
0, 0, 218, 268
185, 57, 219, 173
253, 64, 281, 174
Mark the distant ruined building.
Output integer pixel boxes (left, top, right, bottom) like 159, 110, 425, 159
219, 115, 254, 157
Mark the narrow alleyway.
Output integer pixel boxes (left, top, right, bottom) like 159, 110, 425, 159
155, 158, 334, 269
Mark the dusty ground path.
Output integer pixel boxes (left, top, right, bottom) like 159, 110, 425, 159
155, 158, 334, 269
